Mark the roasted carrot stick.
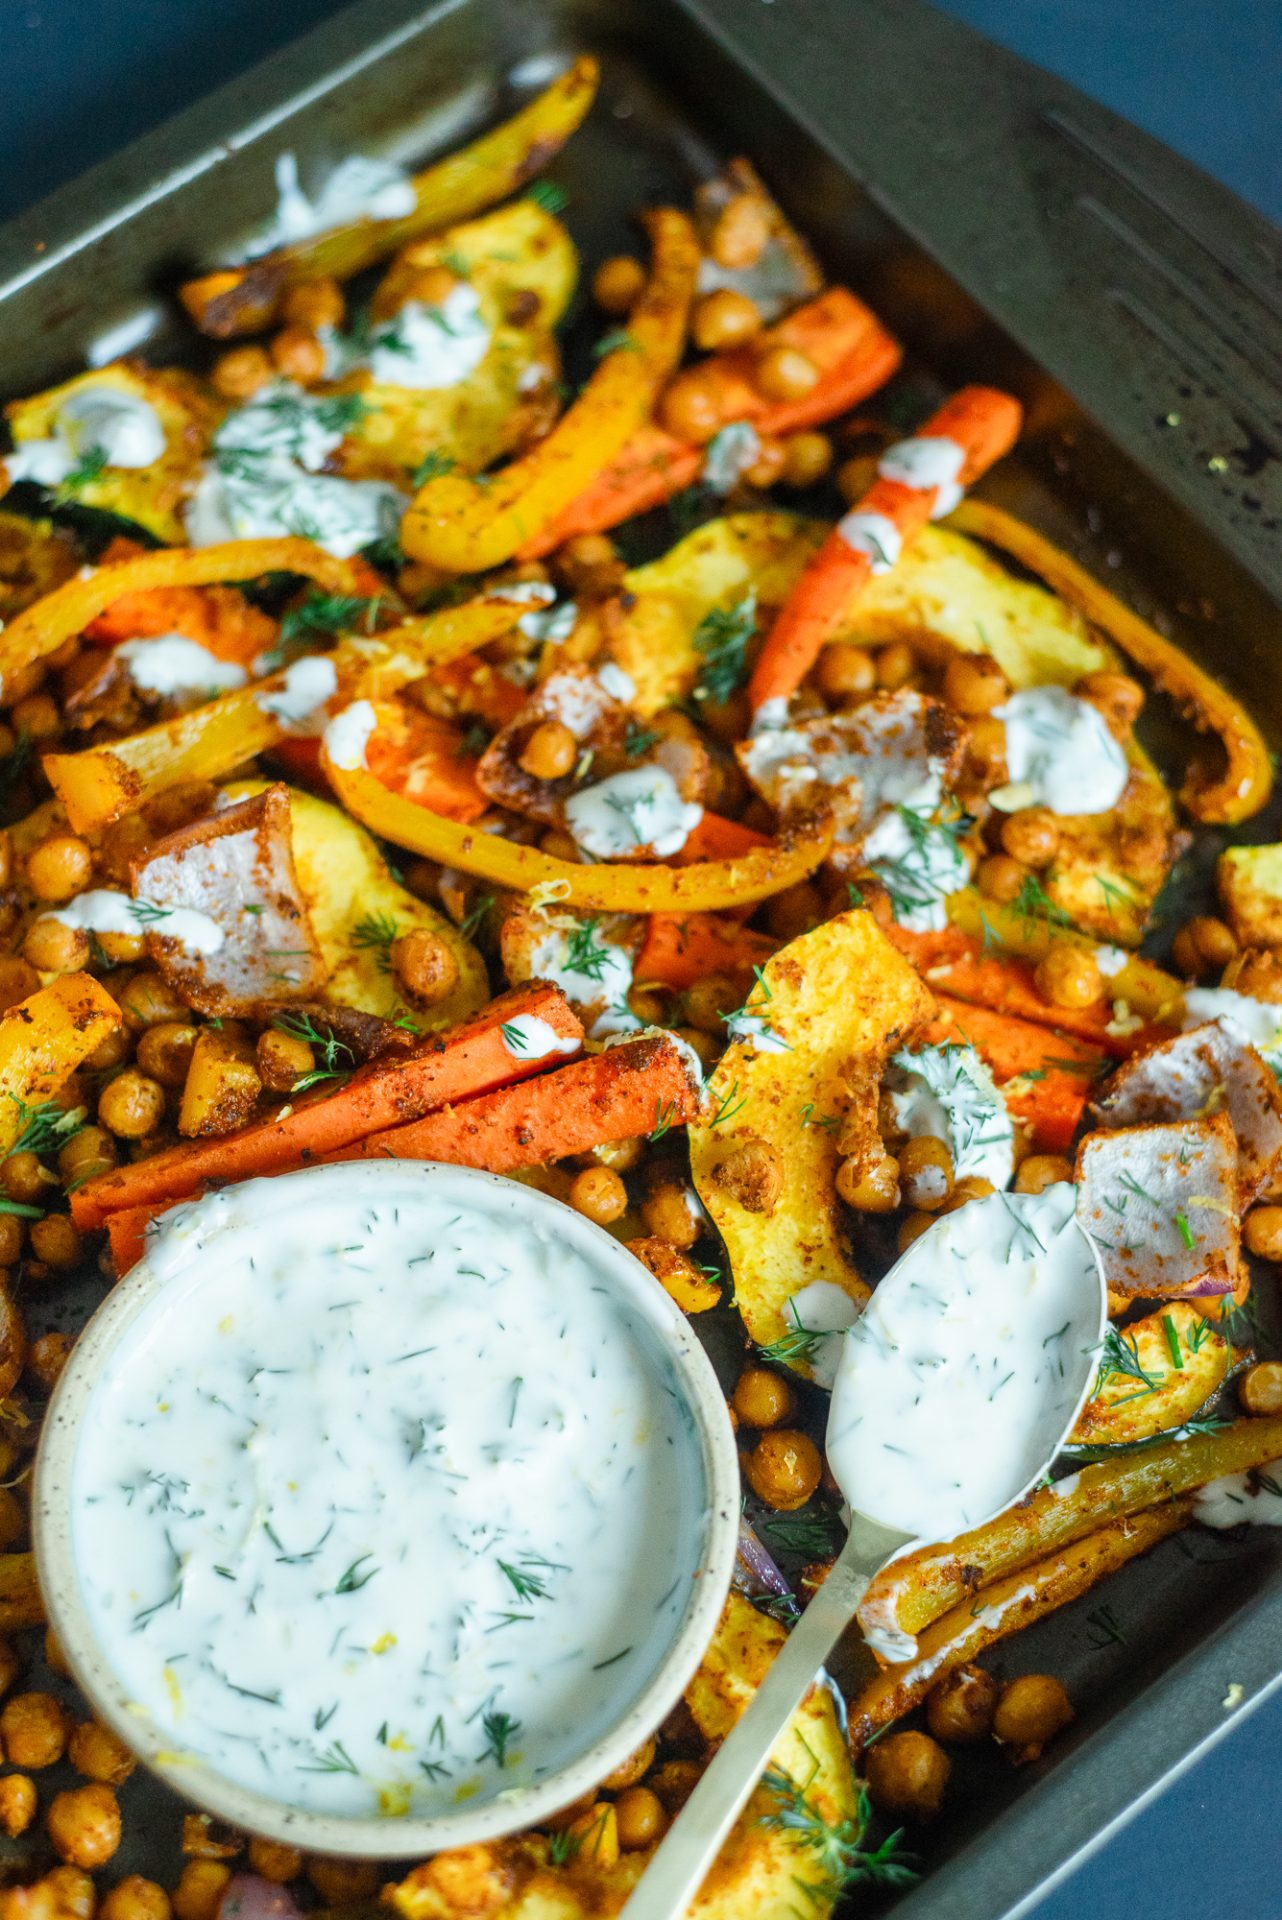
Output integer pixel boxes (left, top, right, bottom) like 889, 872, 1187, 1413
519, 288, 903, 557
70, 984, 583, 1230
921, 994, 1102, 1152
106, 1205, 154, 1278
332, 1031, 702, 1173
365, 708, 489, 824
747, 386, 1023, 712
674, 812, 770, 863
635, 914, 778, 991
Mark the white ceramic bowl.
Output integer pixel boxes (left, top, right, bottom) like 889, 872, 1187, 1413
33, 1161, 740, 1857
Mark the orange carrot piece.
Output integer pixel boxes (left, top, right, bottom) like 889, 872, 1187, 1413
922, 993, 1103, 1152
71, 984, 583, 1230
333, 1031, 701, 1173
106, 1205, 154, 1277
635, 913, 778, 991
748, 386, 1023, 711
365, 707, 488, 823
519, 288, 902, 557
674, 812, 770, 864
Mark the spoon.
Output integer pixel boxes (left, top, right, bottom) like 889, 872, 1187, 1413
621, 1184, 1106, 1920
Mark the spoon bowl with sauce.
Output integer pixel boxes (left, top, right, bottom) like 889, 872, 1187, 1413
33, 1161, 740, 1856
622, 1183, 1107, 1920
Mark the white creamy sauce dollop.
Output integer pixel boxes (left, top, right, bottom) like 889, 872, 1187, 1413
323, 700, 377, 771
701, 422, 761, 494
364, 286, 491, 389
1193, 1463, 1282, 1530
994, 687, 1129, 816
783, 1282, 859, 1391
564, 767, 702, 860
863, 805, 969, 933
876, 436, 966, 518
885, 1042, 1015, 1190
723, 1010, 789, 1055
499, 1014, 580, 1059
529, 921, 637, 1038
258, 655, 339, 734
237, 152, 417, 261
7, 385, 166, 487
70, 1175, 703, 1820
117, 635, 247, 701
827, 1185, 1104, 1540
1182, 988, 1282, 1073
835, 509, 903, 574
48, 888, 224, 957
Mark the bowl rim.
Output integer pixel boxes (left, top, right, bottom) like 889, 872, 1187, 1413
32, 1159, 741, 1858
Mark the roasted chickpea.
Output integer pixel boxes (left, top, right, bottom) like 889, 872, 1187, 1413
0, 1216, 20, 1268
0, 1773, 35, 1838
626, 985, 670, 1027
926, 1663, 1000, 1744
658, 369, 724, 445
1077, 670, 1143, 740
98, 1069, 166, 1141
836, 1151, 901, 1213
1014, 1153, 1074, 1195
745, 1428, 822, 1510
599, 1737, 656, 1794
1239, 1361, 1282, 1415
626, 1237, 720, 1314
875, 640, 917, 691
648, 1759, 701, 1813
992, 1673, 1074, 1762
136, 1022, 199, 1090
100, 1880, 172, 1920
671, 1025, 717, 1073
743, 435, 788, 489
281, 275, 344, 331
519, 720, 578, 780
1034, 943, 1103, 1009
898, 1135, 955, 1211
897, 1209, 936, 1254
692, 287, 761, 352
26, 836, 93, 905
67, 1722, 134, 1787
306, 1859, 379, 1904
708, 194, 770, 269
1171, 915, 1238, 979
3, 1152, 52, 1206
211, 346, 273, 401
401, 264, 458, 309
269, 325, 325, 385
171, 1863, 230, 1920
0, 958, 39, 1015
22, 918, 89, 976
119, 972, 189, 1031
2, 1693, 67, 1772
57, 1126, 117, 1191
732, 1366, 797, 1429
47, 1774, 120, 1866
569, 1165, 628, 1227
865, 1730, 951, 1819
712, 1138, 783, 1215
781, 430, 833, 488
1000, 807, 1059, 870
815, 641, 875, 703
976, 853, 1028, 904
641, 1182, 702, 1249
683, 973, 741, 1035
965, 714, 1008, 787
12, 694, 61, 743
943, 652, 1008, 716
27, 1333, 74, 1394
1244, 1205, 1282, 1261
942, 1174, 997, 1212
389, 930, 460, 1009
553, 533, 625, 599
753, 344, 819, 404
614, 1785, 666, 1851
592, 255, 646, 314
29, 1215, 81, 1272
246, 1838, 303, 1883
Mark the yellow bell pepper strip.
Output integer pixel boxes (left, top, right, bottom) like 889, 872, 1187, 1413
43, 596, 528, 835
178, 56, 600, 338
0, 976, 122, 1157
949, 499, 1272, 825
321, 750, 834, 914
856, 1411, 1282, 1650
847, 1502, 1190, 1752
402, 205, 701, 573
944, 888, 1186, 1028
0, 538, 358, 699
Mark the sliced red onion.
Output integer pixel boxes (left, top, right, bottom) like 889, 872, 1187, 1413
735, 1517, 792, 1596
218, 1876, 303, 1920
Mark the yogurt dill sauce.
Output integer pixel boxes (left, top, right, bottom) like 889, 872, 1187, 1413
69, 1172, 707, 1821
827, 1185, 1105, 1544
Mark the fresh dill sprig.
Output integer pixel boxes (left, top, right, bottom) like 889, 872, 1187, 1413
271, 1011, 356, 1092
459, 893, 496, 941
1094, 1326, 1164, 1404
53, 446, 107, 501
624, 720, 661, 758
352, 910, 400, 973
412, 449, 456, 488
592, 327, 640, 360
5, 1094, 84, 1162
1012, 872, 1074, 932
708, 1080, 747, 1127
759, 1771, 919, 1901
649, 1098, 680, 1142
333, 1553, 378, 1595
280, 590, 385, 645
302, 1740, 359, 1775
691, 592, 757, 707
526, 179, 568, 215
560, 918, 612, 982
479, 1707, 521, 1768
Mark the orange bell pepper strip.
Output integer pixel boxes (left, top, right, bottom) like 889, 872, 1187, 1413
949, 498, 1272, 824
0, 976, 122, 1155
44, 597, 526, 834
748, 387, 1023, 711
518, 287, 903, 557
179, 57, 599, 338
321, 748, 834, 915
402, 206, 701, 573
920, 994, 1103, 1152
0, 538, 358, 697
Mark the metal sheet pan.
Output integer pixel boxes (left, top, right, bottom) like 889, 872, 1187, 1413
2, 1, 1280, 1913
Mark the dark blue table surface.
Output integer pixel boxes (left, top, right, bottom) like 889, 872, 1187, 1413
2, 3, 1280, 1915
